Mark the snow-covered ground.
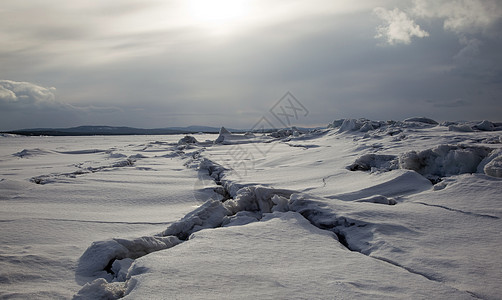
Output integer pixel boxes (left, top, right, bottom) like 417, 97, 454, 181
1, 119, 501, 299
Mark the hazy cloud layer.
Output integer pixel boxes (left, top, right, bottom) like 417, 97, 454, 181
1, 0, 501, 130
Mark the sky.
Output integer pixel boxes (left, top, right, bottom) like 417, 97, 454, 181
1, 0, 501, 130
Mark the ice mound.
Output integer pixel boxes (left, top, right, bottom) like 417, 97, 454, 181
329, 118, 502, 136
13, 148, 52, 158
177, 135, 198, 145
399, 145, 493, 177
403, 117, 438, 125
474, 120, 496, 131
331, 118, 385, 133
445, 120, 502, 132
348, 145, 500, 179
269, 127, 303, 138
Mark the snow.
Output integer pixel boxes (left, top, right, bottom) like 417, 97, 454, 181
0, 135, 210, 298
1, 120, 502, 299
123, 212, 471, 300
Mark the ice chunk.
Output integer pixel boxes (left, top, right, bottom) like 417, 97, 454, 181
480, 150, 502, 178
213, 127, 251, 144
484, 157, 502, 178
214, 127, 232, 144
73, 278, 125, 300
271, 194, 290, 212
111, 258, 134, 282
160, 199, 230, 239
347, 154, 398, 172
224, 186, 293, 214
339, 119, 361, 132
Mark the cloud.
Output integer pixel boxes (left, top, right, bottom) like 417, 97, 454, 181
375, 0, 502, 45
374, 7, 429, 45
0, 80, 57, 107
412, 0, 502, 35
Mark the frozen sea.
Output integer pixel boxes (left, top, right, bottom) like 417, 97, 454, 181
1, 119, 501, 299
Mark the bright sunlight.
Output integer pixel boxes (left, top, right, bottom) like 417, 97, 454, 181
187, 0, 250, 34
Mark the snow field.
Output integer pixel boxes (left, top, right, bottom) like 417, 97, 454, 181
1, 119, 501, 299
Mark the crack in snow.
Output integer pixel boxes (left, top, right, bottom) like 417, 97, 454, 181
30, 158, 135, 184
414, 202, 499, 220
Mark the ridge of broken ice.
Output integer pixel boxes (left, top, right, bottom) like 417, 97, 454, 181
348, 144, 502, 179
329, 117, 502, 135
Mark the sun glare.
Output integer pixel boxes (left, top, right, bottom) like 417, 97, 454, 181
187, 0, 250, 34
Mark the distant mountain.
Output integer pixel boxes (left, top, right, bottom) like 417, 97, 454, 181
1, 125, 326, 136
3, 125, 243, 136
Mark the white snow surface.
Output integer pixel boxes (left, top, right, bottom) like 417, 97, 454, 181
1, 119, 502, 299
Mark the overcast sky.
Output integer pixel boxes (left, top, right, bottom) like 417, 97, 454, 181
1, 0, 501, 130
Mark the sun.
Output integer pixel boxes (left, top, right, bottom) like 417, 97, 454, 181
187, 0, 250, 34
